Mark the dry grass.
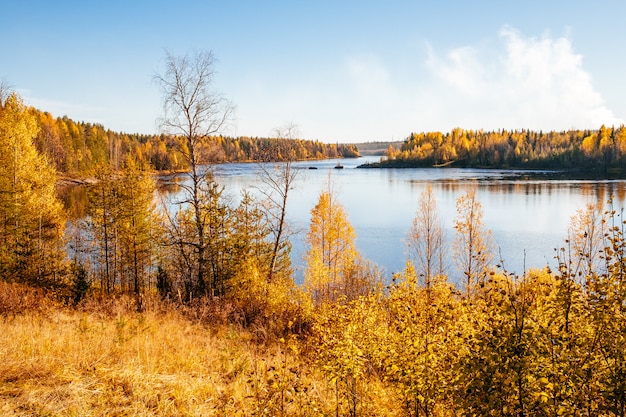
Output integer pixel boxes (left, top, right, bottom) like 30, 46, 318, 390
0, 303, 337, 416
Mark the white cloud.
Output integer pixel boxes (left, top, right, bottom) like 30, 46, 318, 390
426, 44, 485, 97
424, 26, 623, 131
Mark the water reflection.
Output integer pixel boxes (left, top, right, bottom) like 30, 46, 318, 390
56, 183, 88, 220
156, 173, 185, 195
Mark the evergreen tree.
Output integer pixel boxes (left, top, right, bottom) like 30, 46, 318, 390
87, 164, 118, 294
117, 156, 158, 301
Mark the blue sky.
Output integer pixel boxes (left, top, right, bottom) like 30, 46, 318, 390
1, 1, 625, 142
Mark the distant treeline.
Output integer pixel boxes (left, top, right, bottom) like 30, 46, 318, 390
367, 125, 626, 171
30, 108, 359, 176
352, 141, 402, 156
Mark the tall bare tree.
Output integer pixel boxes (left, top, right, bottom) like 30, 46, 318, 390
257, 122, 300, 281
155, 50, 234, 297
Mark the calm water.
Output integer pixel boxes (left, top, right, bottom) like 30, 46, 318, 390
62, 158, 626, 285
159, 157, 626, 284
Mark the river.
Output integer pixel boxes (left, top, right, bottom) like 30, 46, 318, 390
61, 157, 626, 285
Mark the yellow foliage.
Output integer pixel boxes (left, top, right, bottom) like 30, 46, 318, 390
581, 134, 598, 157
0, 92, 66, 284
228, 257, 308, 338
304, 189, 368, 304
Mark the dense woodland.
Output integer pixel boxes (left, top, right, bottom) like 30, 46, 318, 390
369, 125, 626, 172
29, 107, 358, 176
4, 47, 626, 415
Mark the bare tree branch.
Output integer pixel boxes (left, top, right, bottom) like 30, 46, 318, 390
154, 50, 235, 297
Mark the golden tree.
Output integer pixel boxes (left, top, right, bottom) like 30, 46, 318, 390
0, 92, 65, 285
585, 204, 626, 414
407, 184, 446, 294
453, 187, 494, 297
304, 184, 375, 304
314, 293, 389, 416
455, 270, 550, 415
382, 262, 460, 416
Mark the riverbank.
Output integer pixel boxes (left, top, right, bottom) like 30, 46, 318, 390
357, 159, 626, 179
56, 175, 98, 187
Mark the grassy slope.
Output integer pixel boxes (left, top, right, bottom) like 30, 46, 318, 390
0, 305, 335, 416
0, 276, 406, 416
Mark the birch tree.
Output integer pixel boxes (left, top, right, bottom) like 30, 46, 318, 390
453, 187, 494, 297
407, 184, 446, 294
257, 122, 300, 282
155, 50, 234, 297
305, 183, 377, 304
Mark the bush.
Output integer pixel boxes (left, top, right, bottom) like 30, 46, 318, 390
0, 280, 54, 318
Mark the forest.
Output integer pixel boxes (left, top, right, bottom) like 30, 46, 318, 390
365, 125, 626, 173
29, 107, 358, 177
3, 50, 626, 416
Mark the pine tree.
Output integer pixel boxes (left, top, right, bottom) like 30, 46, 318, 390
117, 156, 158, 302
87, 164, 118, 294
